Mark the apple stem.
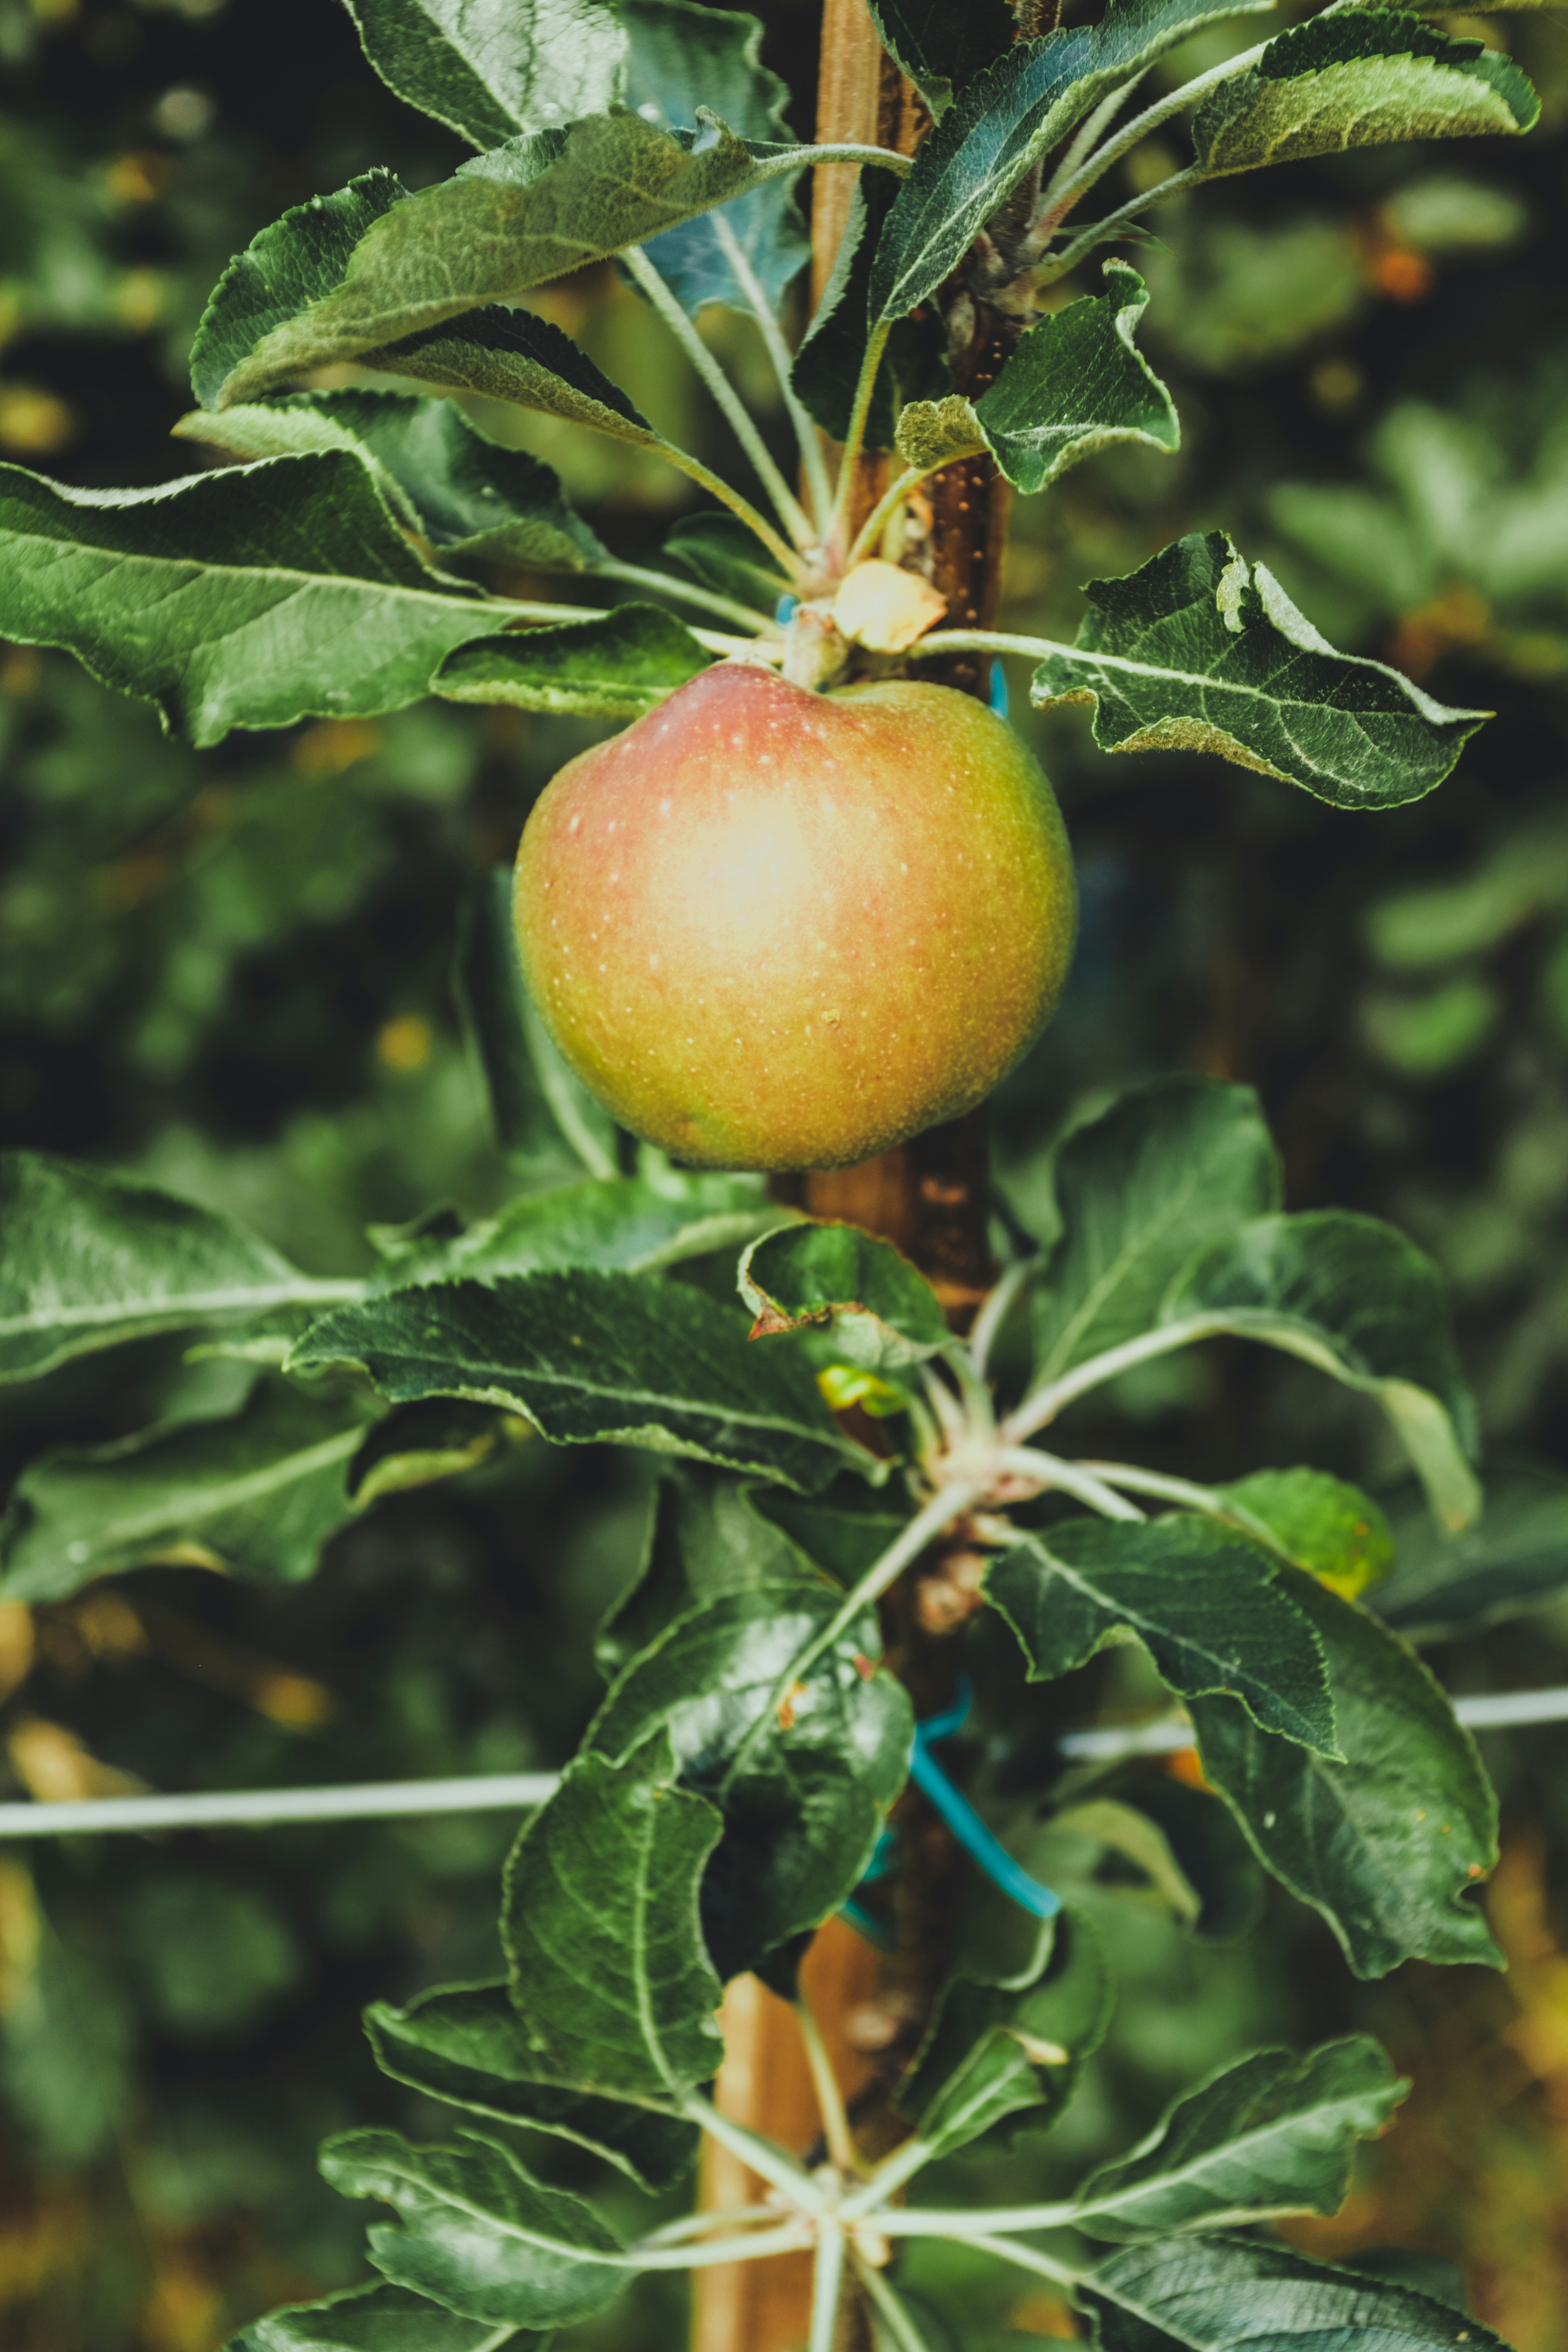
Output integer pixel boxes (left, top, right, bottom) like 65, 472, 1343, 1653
711, 212, 838, 537
624, 243, 821, 559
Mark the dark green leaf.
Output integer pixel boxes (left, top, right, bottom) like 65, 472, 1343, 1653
193, 113, 815, 408
1193, 9, 1540, 181
376, 1173, 772, 1291
1375, 1463, 1568, 1641
230, 2279, 547, 2351
365, 1980, 698, 2190
598, 1463, 811, 1678
452, 869, 620, 1182
1030, 531, 1490, 810
1029, 1076, 1280, 1387
931, 261, 1178, 496
435, 607, 714, 719
1083, 2233, 1511, 2352
866, 0, 1017, 115
986, 1517, 1336, 1756
368, 302, 657, 448
348, 1399, 526, 1506
1072, 2037, 1405, 2240
501, 1732, 725, 2098
870, 0, 1275, 323
749, 1482, 911, 1587
341, 0, 628, 148
179, 389, 607, 571
1191, 1572, 1500, 1977
896, 1906, 1112, 2158
1163, 1210, 1480, 1531
662, 512, 790, 613
0, 454, 527, 749
0, 1151, 341, 1382
589, 1579, 913, 1978
1220, 1468, 1393, 1597
287, 1267, 869, 1491
740, 1220, 949, 1374
320, 2126, 627, 2327
0, 1379, 374, 1601
791, 165, 945, 448
1107, 1774, 1264, 1943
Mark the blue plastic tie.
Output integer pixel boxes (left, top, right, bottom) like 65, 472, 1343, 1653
988, 660, 1009, 720
775, 592, 799, 626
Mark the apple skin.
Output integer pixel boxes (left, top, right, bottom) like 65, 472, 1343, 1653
513, 661, 1076, 1172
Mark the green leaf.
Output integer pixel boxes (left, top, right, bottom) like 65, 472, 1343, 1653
1071, 2037, 1405, 2240
452, 869, 620, 1182
0, 454, 530, 749
368, 301, 659, 449
1029, 531, 1490, 810
1374, 1462, 1568, 1641
896, 1906, 1112, 2158
1193, 9, 1541, 182
193, 113, 814, 408
1191, 1572, 1500, 1977
739, 1220, 948, 1375
866, 0, 1017, 115
869, 0, 1276, 324
599, 1463, 813, 1677
341, 0, 628, 147
0, 1380, 375, 1602
986, 1517, 1336, 1756
288, 1267, 868, 1491
178, 389, 607, 572
231, 2279, 548, 2351
1163, 1210, 1480, 1532
501, 1732, 725, 2098
377, 1173, 773, 1291
791, 165, 945, 448
589, 1579, 913, 1978
1044, 1797, 1205, 1928
0, 1151, 338, 1383
969, 261, 1178, 495
348, 1399, 526, 1506
365, 1979, 698, 2189
1220, 1468, 1393, 1599
1082, 2233, 1511, 2352
435, 607, 714, 719
320, 2125, 628, 2327
1103, 1774, 1264, 1943
662, 512, 790, 613
1030, 1076, 1280, 1388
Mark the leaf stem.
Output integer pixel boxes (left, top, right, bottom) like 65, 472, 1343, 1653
633, 2221, 820, 2269
797, 1993, 859, 2175
994, 1446, 1148, 1522
1034, 166, 1200, 289
1072, 1459, 1289, 1555
808, 2221, 848, 2352
844, 463, 934, 570
625, 244, 818, 555
638, 2202, 783, 2247
1043, 42, 1268, 223
841, 2131, 937, 2216
968, 1258, 1039, 1381
1042, 71, 1151, 203
764, 141, 913, 177
1002, 1315, 1234, 1443
711, 211, 836, 533
936, 2231, 1083, 2290
875, 2200, 1078, 2237
826, 319, 893, 557
851, 2250, 936, 2352
683, 2092, 829, 2210
595, 558, 776, 632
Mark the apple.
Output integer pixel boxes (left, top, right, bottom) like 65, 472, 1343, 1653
513, 661, 1076, 1171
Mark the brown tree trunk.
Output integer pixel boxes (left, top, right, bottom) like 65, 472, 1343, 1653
690, 9, 1010, 2345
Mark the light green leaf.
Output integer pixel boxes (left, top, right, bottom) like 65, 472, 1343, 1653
896, 1907, 1112, 2159
0, 454, 531, 749
194, 113, 816, 409
1029, 531, 1490, 810
320, 2126, 628, 2328
869, 0, 1276, 323
1083, 2233, 1510, 2352
377, 1173, 773, 1291
367, 301, 660, 450
365, 1980, 698, 2189
0, 1151, 343, 1383
968, 262, 1178, 495
452, 869, 620, 1183
866, 0, 1017, 115
0, 1380, 375, 1602
1220, 1468, 1393, 1599
1374, 1463, 1568, 1641
739, 1220, 948, 1375
1163, 1210, 1480, 1531
178, 389, 607, 572
893, 394, 986, 472
1071, 2037, 1405, 2239
287, 1267, 871, 1492
502, 1732, 725, 2098
1193, 8, 1540, 181
589, 1578, 913, 1979
347, 1399, 526, 1506
230, 2279, 548, 2350
986, 1516, 1336, 1755
1192, 1571, 1500, 1977
1031, 1075, 1281, 1387
341, 0, 628, 147
435, 607, 713, 719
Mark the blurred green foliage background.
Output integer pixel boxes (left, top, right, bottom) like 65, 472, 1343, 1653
3, 0, 1568, 2345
